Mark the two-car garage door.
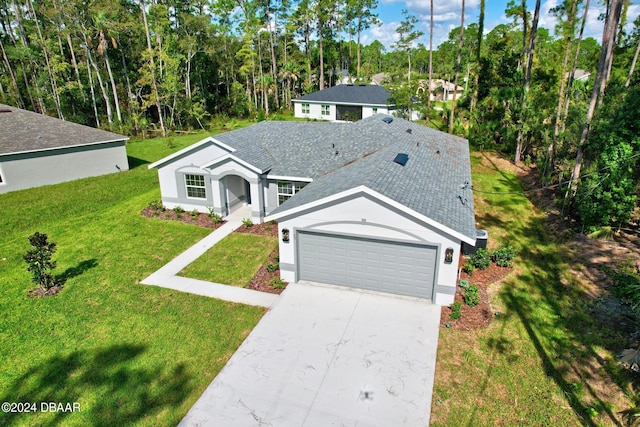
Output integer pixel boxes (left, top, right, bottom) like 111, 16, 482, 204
298, 231, 437, 300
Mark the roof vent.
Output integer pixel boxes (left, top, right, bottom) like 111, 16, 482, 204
393, 153, 409, 166
406, 128, 412, 134
359, 84, 367, 86
382, 117, 393, 124
347, 84, 354, 86
0, 108, 11, 113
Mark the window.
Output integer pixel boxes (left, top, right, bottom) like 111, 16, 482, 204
0, 171, 3, 184
278, 181, 307, 205
321, 104, 330, 116
185, 174, 206, 199
302, 103, 310, 114
372, 107, 378, 114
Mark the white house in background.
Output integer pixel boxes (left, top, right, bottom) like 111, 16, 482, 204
417, 79, 465, 102
293, 84, 421, 121
149, 114, 477, 305
0, 104, 129, 194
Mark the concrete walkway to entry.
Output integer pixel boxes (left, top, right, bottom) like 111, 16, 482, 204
179, 281, 441, 426
140, 206, 278, 307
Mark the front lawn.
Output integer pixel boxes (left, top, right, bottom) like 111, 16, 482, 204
178, 233, 278, 287
431, 152, 636, 426
0, 131, 265, 426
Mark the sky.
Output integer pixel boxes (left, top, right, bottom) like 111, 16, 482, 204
361, 0, 640, 49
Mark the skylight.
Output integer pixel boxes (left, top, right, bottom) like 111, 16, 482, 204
382, 117, 393, 124
393, 153, 409, 166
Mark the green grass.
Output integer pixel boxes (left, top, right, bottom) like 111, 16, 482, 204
0, 130, 265, 426
179, 234, 278, 287
431, 152, 636, 426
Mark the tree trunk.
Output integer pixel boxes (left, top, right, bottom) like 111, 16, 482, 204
84, 48, 101, 127
27, 0, 63, 119
66, 33, 85, 102
470, 0, 484, 114
568, 0, 623, 196
626, 39, 640, 87
448, 0, 465, 134
0, 38, 23, 107
141, 0, 166, 137
561, 0, 590, 135
319, 21, 325, 90
427, 0, 433, 124
515, 0, 541, 165
550, 0, 578, 171
88, 48, 113, 126
104, 52, 122, 122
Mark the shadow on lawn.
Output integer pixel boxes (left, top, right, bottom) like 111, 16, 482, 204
55, 259, 98, 286
127, 156, 149, 170
0, 344, 193, 426
476, 155, 635, 426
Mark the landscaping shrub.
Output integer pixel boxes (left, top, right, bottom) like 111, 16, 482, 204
492, 245, 518, 267
464, 284, 481, 307
265, 262, 279, 273
459, 279, 470, 288
462, 262, 475, 276
148, 200, 165, 211
23, 232, 58, 290
173, 206, 185, 218
269, 277, 285, 289
242, 218, 253, 227
470, 248, 491, 270
450, 301, 462, 320
190, 209, 199, 220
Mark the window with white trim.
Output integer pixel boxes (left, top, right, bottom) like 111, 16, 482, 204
301, 103, 310, 114
278, 181, 307, 205
321, 104, 330, 116
372, 107, 378, 114
185, 174, 206, 199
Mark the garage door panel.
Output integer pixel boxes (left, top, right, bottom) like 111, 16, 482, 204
298, 232, 436, 300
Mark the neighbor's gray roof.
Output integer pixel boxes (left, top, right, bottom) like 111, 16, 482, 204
0, 104, 127, 156
209, 115, 475, 240
293, 85, 392, 106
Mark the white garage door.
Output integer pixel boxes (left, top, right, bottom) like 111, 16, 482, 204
298, 231, 437, 299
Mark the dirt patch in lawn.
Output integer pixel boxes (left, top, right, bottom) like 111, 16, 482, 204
440, 256, 513, 330
28, 284, 63, 298
140, 206, 226, 229
235, 221, 285, 294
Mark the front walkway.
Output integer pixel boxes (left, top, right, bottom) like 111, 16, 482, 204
140, 206, 278, 307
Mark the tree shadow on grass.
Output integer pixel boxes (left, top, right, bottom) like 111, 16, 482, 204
499, 214, 632, 426
55, 259, 98, 286
0, 344, 193, 426
471, 152, 636, 426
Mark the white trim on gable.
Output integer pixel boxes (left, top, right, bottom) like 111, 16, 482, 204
293, 99, 392, 108
148, 136, 235, 169
267, 175, 313, 182
201, 153, 263, 174
265, 185, 475, 245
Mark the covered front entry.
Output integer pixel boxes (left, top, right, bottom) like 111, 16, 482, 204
297, 231, 437, 300
222, 175, 251, 215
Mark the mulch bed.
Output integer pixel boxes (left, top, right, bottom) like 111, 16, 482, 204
28, 284, 63, 298
234, 221, 279, 237
440, 256, 513, 330
140, 206, 226, 229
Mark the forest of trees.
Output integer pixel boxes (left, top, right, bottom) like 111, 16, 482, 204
1, 0, 640, 231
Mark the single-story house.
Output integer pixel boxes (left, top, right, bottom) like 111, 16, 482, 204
293, 84, 420, 121
0, 104, 129, 194
149, 115, 476, 305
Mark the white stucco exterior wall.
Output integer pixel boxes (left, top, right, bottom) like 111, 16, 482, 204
293, 102, 334, 121
274, 195, 461, 305
0, 141, 128, 194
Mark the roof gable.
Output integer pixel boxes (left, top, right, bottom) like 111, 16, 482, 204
293, 85, 392, 106
0, 104, 127, 156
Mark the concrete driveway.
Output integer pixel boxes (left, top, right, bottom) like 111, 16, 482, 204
179, 281, 441, 427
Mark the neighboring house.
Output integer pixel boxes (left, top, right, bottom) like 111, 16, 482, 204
293, 84, 420, 121
370, 72, 390, 86
0, 104, 129, 194
571, 69, 591, 82
149, 115, 476, 305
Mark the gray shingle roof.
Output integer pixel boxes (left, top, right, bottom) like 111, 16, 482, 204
264, 116, 476, 241
293, 85, 392, 105
0, 104, 127, 156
